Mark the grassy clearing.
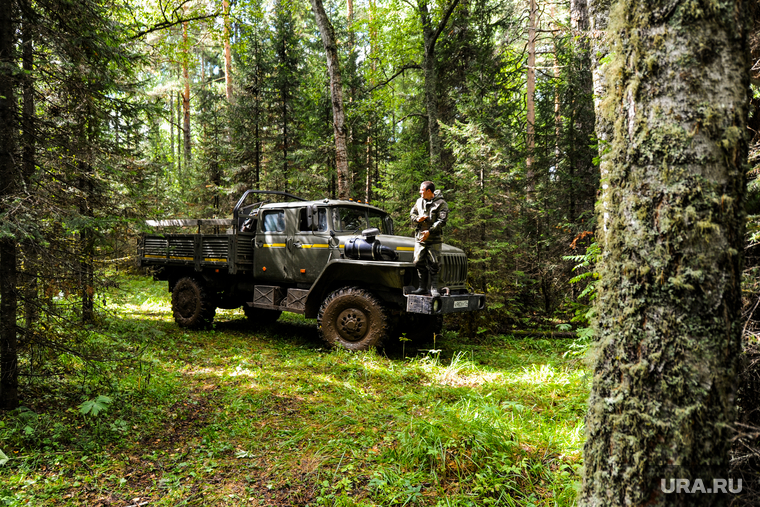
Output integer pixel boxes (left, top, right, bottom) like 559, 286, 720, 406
0, 274, 588, 506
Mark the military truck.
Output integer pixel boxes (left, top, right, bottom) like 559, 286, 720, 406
137, 190, 485, 350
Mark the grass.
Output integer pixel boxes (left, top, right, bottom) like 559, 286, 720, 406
0, 274, 589, 506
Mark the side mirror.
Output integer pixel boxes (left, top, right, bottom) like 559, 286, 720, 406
306, 204, 319, 231
384, 216, 394, 235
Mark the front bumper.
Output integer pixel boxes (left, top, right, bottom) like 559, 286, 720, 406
405, 292, 486, 315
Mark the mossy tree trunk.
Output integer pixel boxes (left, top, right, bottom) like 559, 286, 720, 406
581, 0, 750, 504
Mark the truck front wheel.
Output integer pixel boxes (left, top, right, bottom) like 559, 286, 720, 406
318, 287, 390, 351
172, 277, 215, 329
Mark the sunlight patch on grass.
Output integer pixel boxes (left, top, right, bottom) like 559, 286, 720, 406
431, 368, 504, 387
120, 301, 170, 315
514, 363, 571, 386
228, 364, 260, 379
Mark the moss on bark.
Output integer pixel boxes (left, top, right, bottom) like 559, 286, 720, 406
581, 0, 750, 504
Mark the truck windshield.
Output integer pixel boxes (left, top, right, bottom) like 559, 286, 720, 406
332, 207, 393, 235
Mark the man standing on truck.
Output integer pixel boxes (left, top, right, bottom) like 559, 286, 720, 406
410, 181, 449, 297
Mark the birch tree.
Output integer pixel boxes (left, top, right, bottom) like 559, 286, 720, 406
310, 0, 350, 199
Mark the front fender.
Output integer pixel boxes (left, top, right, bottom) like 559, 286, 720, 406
303, 259, 415, 318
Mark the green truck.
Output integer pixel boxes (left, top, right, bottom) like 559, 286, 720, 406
137, 190, 485, 350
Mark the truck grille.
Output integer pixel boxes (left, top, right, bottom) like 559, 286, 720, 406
439, 253, 467, 288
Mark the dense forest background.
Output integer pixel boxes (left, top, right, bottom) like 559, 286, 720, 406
3, 0, 760, 504
1, 0, 759, 402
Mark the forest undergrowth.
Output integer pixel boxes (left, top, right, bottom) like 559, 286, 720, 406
0, 274, 589, 506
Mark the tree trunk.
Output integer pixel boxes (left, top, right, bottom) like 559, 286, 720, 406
21, 7, 34, 187
253, 36, 262, 190
550, 4, 561, 171
420, 2, 441, 170
568, 0, 596, 223
310, 0, 350, 200
177, 90, 182, 179
418, 0, 460, 171
588, 0, 612, 238
571, 0, 589, 33
365, 122, 372, 203
182, 21, 191, 168
581, 0, 749, 504
222, 0, 233, 102
255, 43, 261, 190
0, 239, 18, 410
21, 5, 38, 335
170, 93, 175, 174
79, 173, 94, 324
525, 0, 537, 201
282, 74, 288, 192
0, 0, 19, 410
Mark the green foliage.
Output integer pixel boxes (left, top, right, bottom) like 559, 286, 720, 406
77, 396, 113, 417
562, 239, 600, 357
1, 274, 586, 506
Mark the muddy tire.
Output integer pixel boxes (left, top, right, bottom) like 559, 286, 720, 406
172, 277, 215, 329
318, 287, 390, 351
243, 305, 282, 327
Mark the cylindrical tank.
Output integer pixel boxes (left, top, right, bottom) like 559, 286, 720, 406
344, 230, 397, 261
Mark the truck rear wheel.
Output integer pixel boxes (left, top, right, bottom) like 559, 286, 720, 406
318, 287, 390, 351
243, 305, 282, 327
172, 277, 215, 329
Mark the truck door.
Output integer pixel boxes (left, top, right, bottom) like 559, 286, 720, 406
292, 206, 334, 285
254, 208, 293, 282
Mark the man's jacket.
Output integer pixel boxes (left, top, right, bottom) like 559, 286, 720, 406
410, 190, 449, 245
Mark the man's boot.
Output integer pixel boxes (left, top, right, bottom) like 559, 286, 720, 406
429, 272, 440, 298
411, 269, 428, 295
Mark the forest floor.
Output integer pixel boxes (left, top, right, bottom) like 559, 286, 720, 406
1, 274, 588, 506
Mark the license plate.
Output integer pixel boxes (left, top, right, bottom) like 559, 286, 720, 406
453, 300, 468, 309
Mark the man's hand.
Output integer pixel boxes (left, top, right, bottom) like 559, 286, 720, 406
417, 215, 428, 223
420, 230, 430, 242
